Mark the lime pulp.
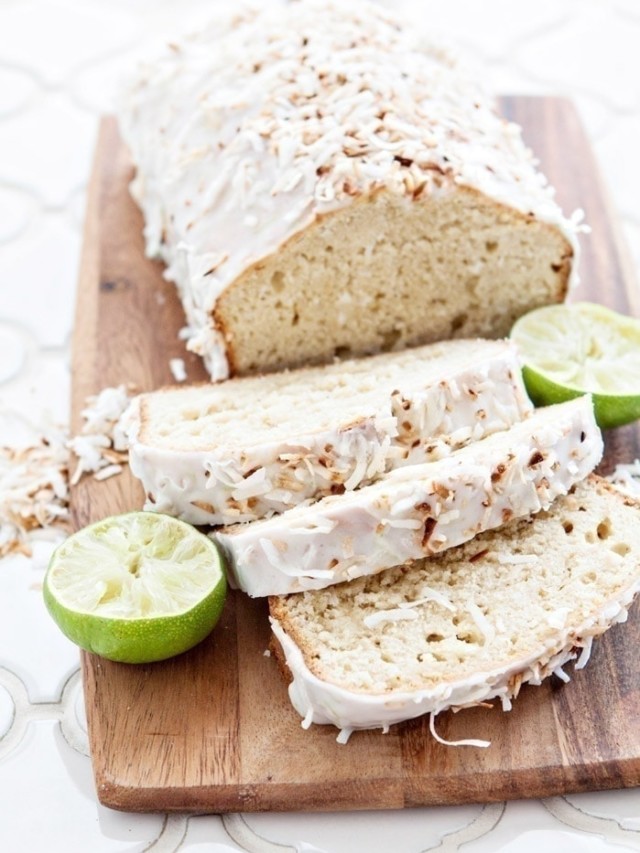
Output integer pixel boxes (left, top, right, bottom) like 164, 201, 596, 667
43, 512, 227, 663
511, 302, 640, 429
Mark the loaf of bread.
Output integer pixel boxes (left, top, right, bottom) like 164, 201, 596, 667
120, 0, 579, 380
124, 339, 531, 525
269, 477, 640, 742
216, 396, 603, 596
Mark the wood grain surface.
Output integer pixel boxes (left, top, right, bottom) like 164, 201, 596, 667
72, 98, 640, 813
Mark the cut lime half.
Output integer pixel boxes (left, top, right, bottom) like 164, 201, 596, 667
511, 302, 640, 429
43, 512, 227, 664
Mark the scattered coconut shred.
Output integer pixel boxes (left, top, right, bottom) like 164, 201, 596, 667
67, 384, 134, 485
169, 357, 187, 383
0, 385, 135, 558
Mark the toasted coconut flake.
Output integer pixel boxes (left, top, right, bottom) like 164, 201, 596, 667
429, 713, 491, 749
67, 384, 136, 484
93, 464, 124, 482
1, 385, 135, 558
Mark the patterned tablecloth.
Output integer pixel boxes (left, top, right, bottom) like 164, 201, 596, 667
1, 1, 639, 850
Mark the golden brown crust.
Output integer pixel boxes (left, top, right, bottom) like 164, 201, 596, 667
268, 631, 294, 686
268, 594, 321, 680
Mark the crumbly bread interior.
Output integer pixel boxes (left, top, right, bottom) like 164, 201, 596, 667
139, 338, 512, 450
218, 188, 572, 375
269, 478, 639, 694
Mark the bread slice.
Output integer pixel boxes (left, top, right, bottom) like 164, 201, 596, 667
217, 396, 602, 596
125, 339, 531, 525
269, 476, 640, 742
119, 0, 577, 380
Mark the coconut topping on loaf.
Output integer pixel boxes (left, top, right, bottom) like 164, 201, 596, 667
216, 396, 603, 596
269, 476, 640, 741
124, 339, 531, 525
120, 0, 579, 379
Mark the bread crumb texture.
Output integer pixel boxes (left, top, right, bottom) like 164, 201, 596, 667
220, 188, 571, 374
137, 339, 521, 449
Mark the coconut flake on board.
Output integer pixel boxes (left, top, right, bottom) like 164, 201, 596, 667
67, 384, 135, 484
169, 357, 187, 382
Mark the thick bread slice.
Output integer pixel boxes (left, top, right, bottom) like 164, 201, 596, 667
126, 339, 531, 525
216, 397, 602, 596
269, 476, 640, 741
120, 0, 577, 380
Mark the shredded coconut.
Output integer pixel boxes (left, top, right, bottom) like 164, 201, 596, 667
68, 384, 135, 484
428, 713, 491, 748
363, 608, 420, 629
1, 385, 135, 558
575, 636, 593, 670
231, 467, 273, 501
0, 424, 71, 558
380, 517, 423, 530
301, 707, 314, 730
552, 665, 571, 683
169, 357, 187, 383
93, 464, 124, 481
336, 727, 353, 745
467, 601, 496, 645
500, 694, 513, 712
400, 589, 456, 612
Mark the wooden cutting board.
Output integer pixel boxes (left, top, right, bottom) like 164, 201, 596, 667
72, 98, 640, 813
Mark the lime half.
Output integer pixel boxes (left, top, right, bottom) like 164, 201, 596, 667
511, 302, 640, 429
43, 512, 227, 663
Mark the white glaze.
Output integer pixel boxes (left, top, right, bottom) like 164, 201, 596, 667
125, 341, 531, 525
217, 396, 602, 596
119, 0, 581, 379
